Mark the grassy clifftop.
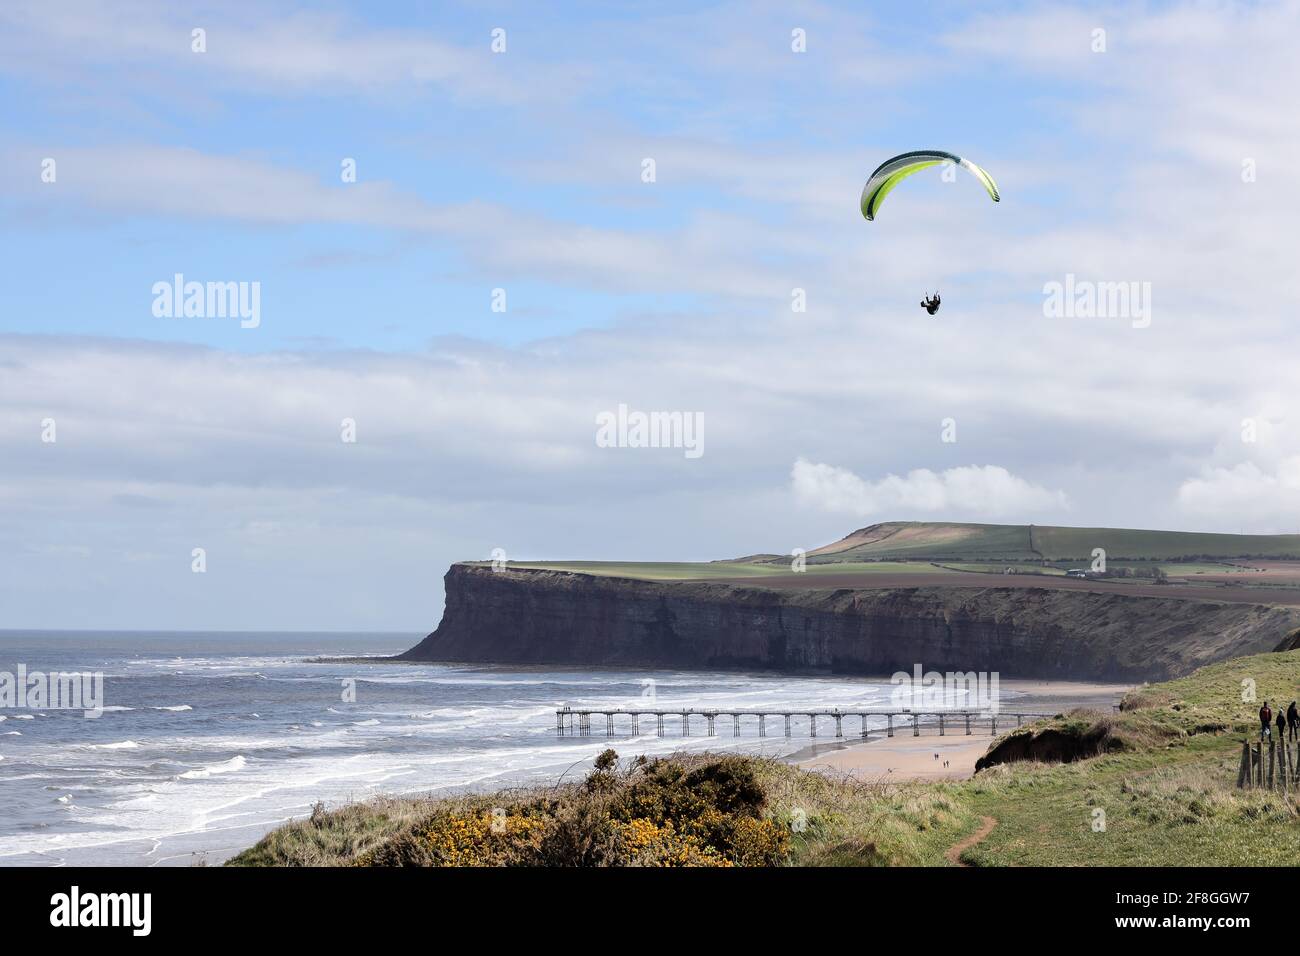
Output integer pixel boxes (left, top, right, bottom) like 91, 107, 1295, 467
476, 522, 1300, 581
231, 648, 1300, 867
812, 521, 1300, 562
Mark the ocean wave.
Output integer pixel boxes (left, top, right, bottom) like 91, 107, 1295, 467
179, 755, 247, 779
101, 706, 135, 712
92, 740, 141, 750
152, 705, 193, 712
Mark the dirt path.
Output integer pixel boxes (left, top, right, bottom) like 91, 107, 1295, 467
946, 815, 997, 866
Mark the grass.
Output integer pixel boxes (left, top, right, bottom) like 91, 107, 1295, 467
229, 650, 1300, 867
820, 523, 1300, 561
480, 522, 1300, 582
951, 649, 1300, 865
474, 560, 958, 581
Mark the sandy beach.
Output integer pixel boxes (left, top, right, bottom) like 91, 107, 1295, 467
793, 679, 1132, 782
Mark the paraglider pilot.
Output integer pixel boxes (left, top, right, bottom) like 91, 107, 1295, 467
920, 292, 941, 315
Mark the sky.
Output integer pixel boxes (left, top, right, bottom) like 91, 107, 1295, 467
2, 0, 1298, 631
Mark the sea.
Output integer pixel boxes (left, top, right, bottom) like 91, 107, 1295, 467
0, 630, 1011, 866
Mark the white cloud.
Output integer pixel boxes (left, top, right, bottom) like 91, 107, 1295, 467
6, 1, 1300, 627
790, 458, 1069, 518
1176, 458, 1300, 523
0, 0, 585, 104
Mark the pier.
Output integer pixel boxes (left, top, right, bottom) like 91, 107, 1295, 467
554, 707, 1056, 739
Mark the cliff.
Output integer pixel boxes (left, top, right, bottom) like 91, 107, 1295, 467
400, 565, 1300, 681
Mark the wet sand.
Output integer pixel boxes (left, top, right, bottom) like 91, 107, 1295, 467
793, 679, 1131, 782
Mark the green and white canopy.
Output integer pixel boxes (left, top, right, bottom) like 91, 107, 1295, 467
860, 150, 1000, 221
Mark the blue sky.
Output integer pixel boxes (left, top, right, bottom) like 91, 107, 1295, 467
1, 0, 1082, 351
2, 0, 1298, 629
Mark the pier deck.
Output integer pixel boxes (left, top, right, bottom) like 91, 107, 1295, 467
554, 707, 1055, 738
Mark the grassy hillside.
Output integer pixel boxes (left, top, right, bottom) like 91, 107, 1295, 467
475, 523, 1300, 583
470, 560, 957, 580
231, 648, 1300, 867
811, 522, 1300, 562
809, 522, 1037, 561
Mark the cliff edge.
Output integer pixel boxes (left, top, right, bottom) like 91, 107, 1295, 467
399, 564, 1300, 681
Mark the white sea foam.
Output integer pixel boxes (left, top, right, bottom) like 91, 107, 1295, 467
179, 756, 248, 779
0, 642, 1033, 867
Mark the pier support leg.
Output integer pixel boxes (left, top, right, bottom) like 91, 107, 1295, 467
912, 715, 919, 737
706, 714, 716, 737
657, 714, 664, 737
733, 714, 741, 737
631, 714, 639, 735
991, 715, 997, 736
809, 715, 817, 738
759, 715, 766, 738
939, 715, 945, 736
965, 714, 972, 736
861, 715, 869, 738
681, 713, 689, 737
887, 715, 894, 738
784, 715, 792, 738
834, 715, 843, 737
606, 714, 614, 738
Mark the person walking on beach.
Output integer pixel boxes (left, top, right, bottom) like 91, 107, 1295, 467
1289, 702, 1299, 742
1260, 701, 1273, 740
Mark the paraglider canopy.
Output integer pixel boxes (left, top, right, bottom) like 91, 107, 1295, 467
860, 150, 1000, 221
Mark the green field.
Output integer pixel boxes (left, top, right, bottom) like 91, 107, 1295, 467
472, 560, 956, 581
479, 524, 1300, 582
810, 522, 1300, 563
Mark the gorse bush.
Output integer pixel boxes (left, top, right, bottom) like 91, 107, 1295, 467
354, 753, 789, 867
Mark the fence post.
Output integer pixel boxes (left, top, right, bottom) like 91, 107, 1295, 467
1237, 740, 1250, 789
1269, 739, 1276, 790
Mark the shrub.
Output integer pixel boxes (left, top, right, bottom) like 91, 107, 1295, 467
355, 753, 792, 867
